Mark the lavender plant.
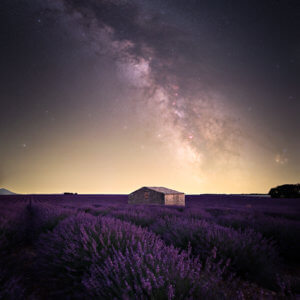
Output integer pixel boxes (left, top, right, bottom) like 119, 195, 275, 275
36, 214, 239, 299
0, 194, 299, 298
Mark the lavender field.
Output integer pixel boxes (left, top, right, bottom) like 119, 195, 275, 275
0, 194, 299, 299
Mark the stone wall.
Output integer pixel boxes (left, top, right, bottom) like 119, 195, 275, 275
164, 194, 185, 206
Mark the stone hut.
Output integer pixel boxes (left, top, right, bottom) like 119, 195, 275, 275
128, 186, 185, 206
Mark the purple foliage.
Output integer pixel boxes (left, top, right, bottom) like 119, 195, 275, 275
214, 212, 300, 263
0, 271, 25, 299
149, 215, 279, 287
0, 194, 299, 298
36, 214, 239, 299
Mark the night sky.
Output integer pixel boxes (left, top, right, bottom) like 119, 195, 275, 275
1, 0, 299, 194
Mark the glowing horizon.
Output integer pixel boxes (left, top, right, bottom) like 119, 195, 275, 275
1, 1, 299, 195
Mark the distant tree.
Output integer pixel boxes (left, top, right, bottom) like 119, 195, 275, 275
269, 184, 300, 198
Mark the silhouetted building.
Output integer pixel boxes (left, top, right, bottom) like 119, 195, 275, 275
269, 184, 300, 198
129, 186, 185, 206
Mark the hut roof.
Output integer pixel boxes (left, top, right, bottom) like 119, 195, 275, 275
144, 187, 184, 194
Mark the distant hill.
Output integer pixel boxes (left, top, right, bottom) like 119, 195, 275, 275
0, 188, 16, 195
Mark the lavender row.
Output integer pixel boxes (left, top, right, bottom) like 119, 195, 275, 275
36, 213, 246, 299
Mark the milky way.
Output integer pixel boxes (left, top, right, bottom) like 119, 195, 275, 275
0, 0, 299, 193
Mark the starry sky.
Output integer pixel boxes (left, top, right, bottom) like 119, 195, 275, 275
1, 0, 299, 194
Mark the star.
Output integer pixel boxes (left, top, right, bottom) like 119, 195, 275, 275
275, 153, 288, 165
